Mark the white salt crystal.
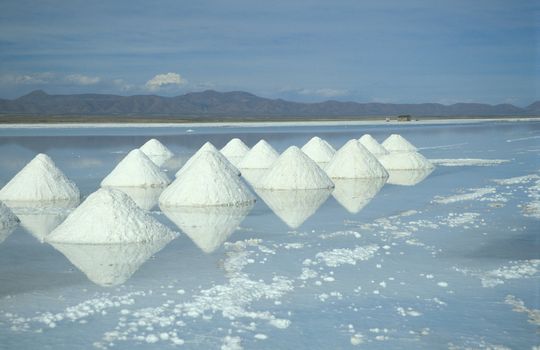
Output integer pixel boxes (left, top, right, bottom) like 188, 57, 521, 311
301, 136, 336, 164
325, 140, 388, 179
381, 134, 418, 152
139, 139, 174, 166
176, 142, 240, 178
237, 139, 279, 169
358, 134, 389, 157
220, 138, 250, 166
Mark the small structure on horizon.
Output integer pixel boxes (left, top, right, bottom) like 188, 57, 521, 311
397, 115, 412, 122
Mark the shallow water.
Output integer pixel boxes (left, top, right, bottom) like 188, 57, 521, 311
0, 121, 539, 349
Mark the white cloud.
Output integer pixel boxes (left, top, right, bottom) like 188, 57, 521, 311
65, 74, 101, 85
145, 72, 187, 91
297, 88, 349, 98
0, 72, 56, 84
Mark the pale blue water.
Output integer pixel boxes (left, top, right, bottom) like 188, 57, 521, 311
0, 121, 539, 349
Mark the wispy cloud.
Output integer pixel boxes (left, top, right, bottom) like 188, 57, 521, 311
0, 72, 56, 84
145, 73, 187, 91
64, 74, 101, 85
296, 88, 349, 98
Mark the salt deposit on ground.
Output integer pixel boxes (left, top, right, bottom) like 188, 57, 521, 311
381, 134, 418, 152
257, 146, 335, 190
504, 295, 540, 326
358, 134, 389, 158
139, 139, 174, 166
332, 178, 386, 213
325, 140, 389, 179
455, 260, 540, 288
220, 138, 250, 166
432, 187, 497, 204
237, 139, 279, 169
161, 204, 253, 253
379, 152, 434, 170
0, 153, 80, 204
101, 149, 170, 188
161, 151, 256, 207
175, 142, 240, 178
301, 136, 336, 165
0, 201, 18, 228
522, 179, 540, 219
387, 169, 434, 186
430, 159, 510, 167
46, 188, 178, 244
312, 245, 379, 267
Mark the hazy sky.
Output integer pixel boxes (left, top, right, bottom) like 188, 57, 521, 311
0, 0, 538, 105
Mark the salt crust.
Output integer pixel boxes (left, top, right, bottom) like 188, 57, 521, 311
0, 153, 80, 203
237, 139, 279, 169
387, 169, 434, 186
101, 149, 170, 188
47, 188, 178, 244
0, 201, 19, 228
139, 139, 174, 166
332, 178, 386, 213
176, 142, 240, 178
431, 158, 509, 167
161, 151, 256, 207
314, 245, 379, 267
220, 138, 250, 166
325, 140, 389, 179
358, 134, 389, 157
301, 136, 336, 164
381, 134, 418, 152
257, 146, 335, 190
378, 152, 434, 170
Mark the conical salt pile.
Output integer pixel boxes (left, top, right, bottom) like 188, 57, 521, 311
332, 178, 386, 214
378, 152, 434, 170
301, 136, 336, 165
176, 142, 240, 178
114, 187, 163, 211
257, 146, 335, 190
237, 139, 279, 169
358, 134, 389, 158
46, 188, 177, 244
381, 134, 418, 153
139, 138, 174, 166
0, 153, 80, 204
0, 201, 19, 229
101, 149, 170, 188
160, 151, 256, 207
220, 138, 250, 166
325, 140, 389, 179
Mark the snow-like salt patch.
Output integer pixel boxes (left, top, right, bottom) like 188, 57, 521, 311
432, 187, 496, 204
492, 174, 540, 185
319, 230, 362, 240
325, 140, 389, 179
505, 295, 540, 326
0, 153, 80, 203
378, 152, 434, 170
222, 335, 243, 350
456, 260, 540, 287
523, 179, 540, 219
139, 139, 174, 166
220, 138, 250, 166
358, 134, 389, 157
257, 146, 334, 190
237, 139, 279, 169
46, 188, 177, 244
315, 245, 379, 267
381, 134, 418, 152
161, 151, 256, 207
176, 142, 240, 178
101, 149, 170, 188
430, 158, 509, 167
301, 136, 336, 164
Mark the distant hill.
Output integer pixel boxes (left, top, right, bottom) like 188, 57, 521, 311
0, 90, 537, 118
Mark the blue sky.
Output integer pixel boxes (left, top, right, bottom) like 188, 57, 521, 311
0, 0, 537, 105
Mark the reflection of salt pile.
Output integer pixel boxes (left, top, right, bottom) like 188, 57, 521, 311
15, 200, 78, 242
358, 134, 389, 158
139, 139, 174, 166
161, 204, 253, 253
240, 168, 269, 188
101, 149, 170, 188
0, 153, 80, 203
387, 168, 434, 186
0, 201, 19, 244
237, 140, 279, 169
332, 178, 386, 213
256, 188, 332, 228
176, 142, 240, 178
161, 151, 256, 207
113, 187, 164, 211
47, 188, 177, 244
379, 134, 434, 170
257, 146, 335, 190
50, 239, 173, 287
325, 140, 388, 179
301, 136, 335, 167
381, 134, 418, 152
220, 138, 250, 166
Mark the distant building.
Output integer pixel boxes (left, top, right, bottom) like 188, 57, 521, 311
397, 115, 411, 122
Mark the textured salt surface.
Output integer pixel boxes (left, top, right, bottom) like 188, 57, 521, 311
313, 245, 379, 267
505, 295, 540, 326
47, 188, 178, 244
325, 140, 388, 179
455, 260, 540, 288
301, 136, 336, 164
378, 152, 434, 170
523, 179, 540, 219
433, 187, 497, 204
257, 146, 334, 190
431, 159, 510, 167
101, 149, 170, 188
176, 142, 241, 178
0, 153, 80, 203
220, 138, 250, 166
381, 134, 418, 152
237, 139, 279, 169
358, 134, 389, 157
387, 169, 434, 186
332, 178, 386, 213
139, 139, 174, 166
0, 201, 18, 228
161, 151, 256, 207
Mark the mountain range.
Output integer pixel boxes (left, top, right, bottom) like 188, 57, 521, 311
0, 90, 538, 119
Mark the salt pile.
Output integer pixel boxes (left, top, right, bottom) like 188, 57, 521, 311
256, 188, 332, 228
160, 151, 256, 207
46, 188, 177, 244
325, 140, 389, 179
240, 168, 269, 188
387, 168, 434, 186
220, 138, 250, 166
0, 201, 19, 229
332, 178, 386, 213
358, 134, 389, 158
381, 134, 418, 152
113, 187, 163, 211
257, 146, 335, 190
162, 204, 253, 253
176, 142, 240, 178
301, 136, 336, 165
378, 152, 434, 170
50, 239, 174, 287
101, 149, 170, 188
139, 139, 174, 166
237, 140, 279, 169
0, 153, 80, 204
